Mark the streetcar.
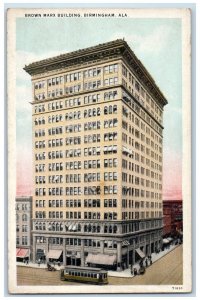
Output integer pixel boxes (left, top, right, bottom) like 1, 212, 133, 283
60, 266, 108, 285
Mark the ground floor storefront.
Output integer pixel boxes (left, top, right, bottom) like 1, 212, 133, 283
31, 228, 162, 271
16, 248, 30, 263
17, 244, 183, 286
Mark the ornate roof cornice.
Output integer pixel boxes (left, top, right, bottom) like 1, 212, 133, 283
24, 39, 124, 75
121, 46, 167, 107
24, 39, 167, 107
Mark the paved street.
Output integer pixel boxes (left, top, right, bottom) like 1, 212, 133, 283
17, 244, 182, 286
109, 244, 183, 285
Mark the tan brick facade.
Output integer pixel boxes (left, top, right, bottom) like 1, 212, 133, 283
24, 39, 167, 270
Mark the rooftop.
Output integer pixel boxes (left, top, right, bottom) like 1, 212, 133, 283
24, 39, 167, 106
16, 196, 32, 202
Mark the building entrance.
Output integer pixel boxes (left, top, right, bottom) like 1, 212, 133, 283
67, 257, 81, 266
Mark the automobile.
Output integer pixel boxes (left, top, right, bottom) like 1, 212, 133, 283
47, 263, 56, 271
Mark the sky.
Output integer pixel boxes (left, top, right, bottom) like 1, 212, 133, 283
16, 14, 182, 200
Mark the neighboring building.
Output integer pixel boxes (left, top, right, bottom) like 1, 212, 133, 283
16, 196, 32, 261
24, 39, 167, 270
163, 200, 183, 237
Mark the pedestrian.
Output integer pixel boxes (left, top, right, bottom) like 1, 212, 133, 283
150, 259, 152, 265
145, 258, 148, 267
38, 258, 41, 267
130, 264, 133, 274
134, 268, 137, 276
139, 260, 143, 268
131, 269, 133, 275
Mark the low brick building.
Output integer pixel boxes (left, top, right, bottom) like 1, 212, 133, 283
163, 200, 183, 237
16, 196, 32, 261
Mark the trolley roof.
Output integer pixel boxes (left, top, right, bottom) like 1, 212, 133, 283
62, 265, 107, 273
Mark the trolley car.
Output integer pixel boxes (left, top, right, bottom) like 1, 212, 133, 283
60, 266, 108, 285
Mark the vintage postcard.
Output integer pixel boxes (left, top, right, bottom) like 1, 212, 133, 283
7, 7, 192, 294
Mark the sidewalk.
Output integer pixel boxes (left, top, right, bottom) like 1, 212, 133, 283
17, 243, 181, 278
108, 243, 180, 278
17, 261, 61, 270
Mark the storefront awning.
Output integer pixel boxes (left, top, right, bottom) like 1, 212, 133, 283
135, 248, 145, 259
163, 238, 170, 244
86, 253, 117, 265
16, 248, 29, 258
47, 250, 62, 259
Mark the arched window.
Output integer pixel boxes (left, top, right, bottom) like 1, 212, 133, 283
92, 108, 96, 116
52, 223, 55, 231
104, 225, 108, 233
22, 214, 28, 221
56, 223, 60, 231
113, 105, 117, 113
113, 225, 117, 233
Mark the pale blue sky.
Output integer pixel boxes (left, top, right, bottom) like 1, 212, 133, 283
16, 16, 182, 198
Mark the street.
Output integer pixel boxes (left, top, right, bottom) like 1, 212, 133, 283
17, 244, 183, 286
109, 244, 183, 285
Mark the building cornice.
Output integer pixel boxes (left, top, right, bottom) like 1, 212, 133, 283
24, 40, 123, 76
121, 47, 168, 107
24, 39, 167, 108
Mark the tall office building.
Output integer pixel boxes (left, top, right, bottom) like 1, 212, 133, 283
24, 39, 167, 270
